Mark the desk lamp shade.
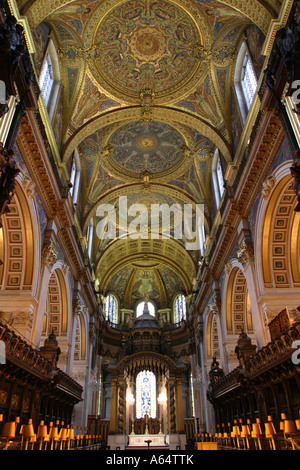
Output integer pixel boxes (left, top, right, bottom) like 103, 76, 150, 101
1, 422, 16, 439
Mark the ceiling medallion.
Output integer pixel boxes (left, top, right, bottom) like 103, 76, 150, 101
91, 0, 202, 104
128, 25, 169, 63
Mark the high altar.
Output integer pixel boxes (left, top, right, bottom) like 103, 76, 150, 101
106, 351, 187, 450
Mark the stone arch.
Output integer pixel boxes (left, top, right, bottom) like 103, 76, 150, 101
224, 263, 253, 336
73, 312, 87, 362
0, 177, 40, 294
42, 266, 70, 338
256, 161, 300, 291
205, 310, 220, 360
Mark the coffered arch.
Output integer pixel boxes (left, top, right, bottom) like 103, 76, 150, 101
61, 106, 233, 165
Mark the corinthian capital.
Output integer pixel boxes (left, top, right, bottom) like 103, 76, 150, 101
41, 240, 58, 268
237, 239, 254, 267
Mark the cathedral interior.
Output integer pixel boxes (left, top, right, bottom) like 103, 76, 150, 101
0, 0, 300, 452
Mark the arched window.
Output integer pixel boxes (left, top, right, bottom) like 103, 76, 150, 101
212, 149, 225, 208
87, 219, 94, 259
174, 294, 186, 323
105, 294, 118, 324
38, 39, 61, 122
39, 53, 54, 107
234, 42, 258, 123
136, 370, 156, 418
69, 149, 81, 206
136, 300, 155, 317
241, 53, 257, 111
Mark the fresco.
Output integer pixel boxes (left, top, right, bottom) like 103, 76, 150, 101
175, 76, 223, 127
168, 165, 202, 201
50, 0, 100, 36
105, 266, 133, 299
71, 75, 119, 128
131, 269, 161, 306
245, 24, 266, 78
108, 121, 185, 175
32, 22, 51, 75
89, 165, 125, 201
93, 0, 200, 96
158, 266, 186, 301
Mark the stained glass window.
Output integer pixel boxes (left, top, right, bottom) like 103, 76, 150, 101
174, 294, 186, 323
105, 294, 117, 323
136, 370, 156, 419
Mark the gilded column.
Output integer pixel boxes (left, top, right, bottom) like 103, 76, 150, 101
175, 376, 184, 433
118, 377, 126, 434
109, 376, 118, 434
167, 376, 176, 434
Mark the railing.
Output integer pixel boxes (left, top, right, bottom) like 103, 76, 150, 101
0, 321, 52, 377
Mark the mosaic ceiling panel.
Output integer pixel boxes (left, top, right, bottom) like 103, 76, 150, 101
26, 0, 271, 306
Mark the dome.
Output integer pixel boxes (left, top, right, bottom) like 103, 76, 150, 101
133, 312, 160, 330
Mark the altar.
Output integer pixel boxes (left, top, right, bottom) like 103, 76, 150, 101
127, 433, 166, 448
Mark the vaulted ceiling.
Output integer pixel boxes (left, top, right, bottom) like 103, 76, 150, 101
18, 0, 280, 309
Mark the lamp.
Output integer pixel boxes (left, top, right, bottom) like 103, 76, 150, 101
23, 419, 35, 450
284, 420, 297, 450
241, 424, 251, 449
59, 427, 68, 450
30, 434, 37, 450
1, 421, 16, 450
67, 425, 75, 450
37, 421, 49, 450
49, 422, 59, 450
251, 421, 262, 450
296, 410, 300, 431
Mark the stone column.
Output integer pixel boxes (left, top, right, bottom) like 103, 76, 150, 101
237, 219, 267, 348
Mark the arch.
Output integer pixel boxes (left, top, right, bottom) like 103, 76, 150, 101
225, 265, 253, 335
206, 310, 220, 360
257, 161, 300, 290
74, 313, 87, 361
61, 107, 233, 166
42, 267, 69, 337
26, 0, 273, 37
0, 178, 39, 293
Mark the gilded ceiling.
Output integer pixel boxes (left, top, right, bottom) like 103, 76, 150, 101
17, 0, 279, 308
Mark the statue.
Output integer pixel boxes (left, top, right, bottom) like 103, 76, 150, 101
0, 143, 20, 227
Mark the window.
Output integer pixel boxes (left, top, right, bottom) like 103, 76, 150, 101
212, 149, 225, 208
174, 294, 186, 323
105, 294, 118, 323
234, 42, 258, 123
38, 40, 61, 122
198, 218, 206, 256
136, 300, 155, 317
190, 372, 195, 417
69, 149, 81, 205
241, 53, 257, 111
87, 219, 94, 259
136, 370, 156, 418
39, 53, 54, 107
